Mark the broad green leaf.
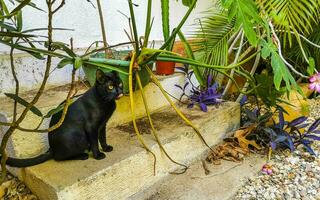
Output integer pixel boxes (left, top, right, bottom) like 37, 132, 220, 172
57, 58, 73, 68
22, 27, 74, 33
74, 57, 83, 69
260, 39, 273, 59
82, 61, 129, 75
271, 53, 287, 90
307, 57, 315, 76
224, 0, 261, 46
0, 40, 68, 58
10, 0, 31, 16
4, 93, 42, 117
44, 98, 76, 118
0, 31, 35, 38
45, 41, 76, 57
16, 10, 23, 32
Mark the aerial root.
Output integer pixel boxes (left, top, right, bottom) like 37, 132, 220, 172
145, 67, 213, 152
136, 72, 188, 174
129, 53, 157, 175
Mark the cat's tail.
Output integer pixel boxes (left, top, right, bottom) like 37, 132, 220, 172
3, 150, 53, 168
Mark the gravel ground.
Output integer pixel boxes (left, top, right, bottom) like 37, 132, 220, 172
233, 145, 320, 200
234, 97, 320, 200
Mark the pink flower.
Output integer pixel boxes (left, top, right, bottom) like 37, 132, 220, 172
261, 164, 273, 175
309, 73, 320, 93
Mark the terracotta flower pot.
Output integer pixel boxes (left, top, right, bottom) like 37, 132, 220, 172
156, 61, 175, 75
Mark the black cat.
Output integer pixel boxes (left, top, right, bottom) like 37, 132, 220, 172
3, 69, 123, 167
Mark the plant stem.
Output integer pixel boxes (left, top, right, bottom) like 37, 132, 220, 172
223, 31, 244, 96
143, 0, 152, 48
136, 72, 188, 174
128, 0, 140, 55
141, 0, 198, 65
0, 0, 62, 182
129, 53, 156, 175
228, 29, 242, 54
96, 0, 109, 58
81, 41, 134, 58
177, 31, 205, 87
236, 48, 261, 102
146, 67, 213, 151
269, 21, 308, 79
10, 45, 19, 122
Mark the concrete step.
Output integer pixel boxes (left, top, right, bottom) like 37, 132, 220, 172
130, 154, 266, 200
21, 102, 240, 200
0, 73, 186, 161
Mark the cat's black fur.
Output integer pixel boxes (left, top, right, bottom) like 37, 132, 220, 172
4, 69, 123, 167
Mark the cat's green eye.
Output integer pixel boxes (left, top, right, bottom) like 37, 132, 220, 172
108, 84, 114, 90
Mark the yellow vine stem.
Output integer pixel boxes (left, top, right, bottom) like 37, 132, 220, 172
129, 53, 157, 175
146, 67, 213, 151
136, 72, 188, 174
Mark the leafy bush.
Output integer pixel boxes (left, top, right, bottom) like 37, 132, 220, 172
242, 104, 320, 155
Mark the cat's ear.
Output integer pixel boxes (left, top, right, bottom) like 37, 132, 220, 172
96, 69, 106, 84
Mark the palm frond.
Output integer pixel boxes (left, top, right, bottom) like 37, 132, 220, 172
192, 9, 235, 66
257, 0, 320, 46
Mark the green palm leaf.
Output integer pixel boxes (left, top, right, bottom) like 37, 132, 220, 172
193, 9, 235, 66
257, 0, 320, 46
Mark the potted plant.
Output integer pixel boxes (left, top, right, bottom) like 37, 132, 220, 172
155, 0, 176, 75
81, 0, 150, 94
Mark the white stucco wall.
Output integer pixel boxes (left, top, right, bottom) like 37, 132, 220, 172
0, 0, 211, 96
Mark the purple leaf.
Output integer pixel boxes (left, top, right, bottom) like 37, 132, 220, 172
212, 82, 219, 90
207, 75, 213, 86
263, 127, 277, 137
274, 135, 287, 143
199, 103, 207, 112
304, 134, 320, 141
287, 137, 295, 152
240, 95, 247, 106
289, 116, 308, 127
312, 130, 320, 134
295, 123, 310, 129
244, 108, 257, 122
302, 143, 316, 155
279, 110, 284, 129
270, 142, 277, 150
301, 139, 313, 145
308, 118, 320, 133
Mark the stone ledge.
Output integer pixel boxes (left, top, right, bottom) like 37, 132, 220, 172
21, 102, 240, 200
0, 73, 186, 160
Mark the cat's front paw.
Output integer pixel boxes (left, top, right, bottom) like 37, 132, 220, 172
102, 145, 113, 152
94, 152, 106, 160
